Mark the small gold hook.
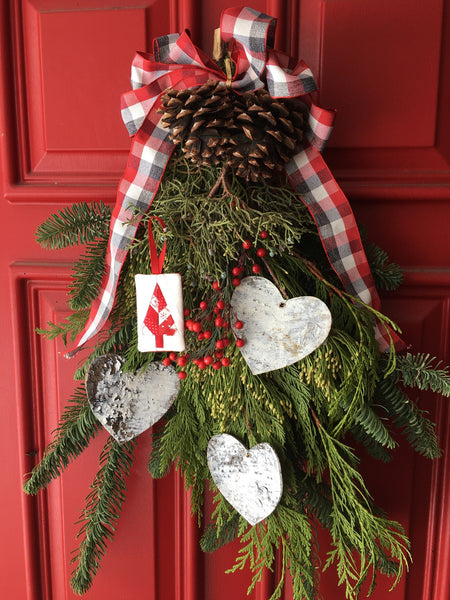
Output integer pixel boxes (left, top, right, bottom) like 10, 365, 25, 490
224, 57, 233, 89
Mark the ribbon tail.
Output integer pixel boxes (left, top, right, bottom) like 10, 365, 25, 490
285, 145, 405, 353
66, 111, 175, 357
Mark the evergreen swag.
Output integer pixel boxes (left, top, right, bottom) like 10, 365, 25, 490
24, 152, 449, 599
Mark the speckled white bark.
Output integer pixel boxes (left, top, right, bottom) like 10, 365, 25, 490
230, 276, 332, 374
86, 355, 180, 443
207, 434, 283, 525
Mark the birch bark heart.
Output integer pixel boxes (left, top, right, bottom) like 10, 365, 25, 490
207, 434, 283, 525
230, 276, 332, 374
86, 355, 180, 443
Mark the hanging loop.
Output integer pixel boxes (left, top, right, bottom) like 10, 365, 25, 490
148, 216, 167, 274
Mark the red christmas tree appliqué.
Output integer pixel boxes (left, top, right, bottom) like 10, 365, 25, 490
144, 283, 176, 348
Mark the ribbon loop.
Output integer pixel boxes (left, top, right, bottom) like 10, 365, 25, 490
148, 216, 167, 275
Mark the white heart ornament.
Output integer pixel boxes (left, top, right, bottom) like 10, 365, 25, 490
86, 355, 180, 443
231, 277, 332, 374
207, 433, 283, 525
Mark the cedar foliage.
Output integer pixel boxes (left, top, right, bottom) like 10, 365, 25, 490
24, 154, 449, 598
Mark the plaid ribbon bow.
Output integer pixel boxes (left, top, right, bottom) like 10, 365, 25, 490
70, 5, 402, 356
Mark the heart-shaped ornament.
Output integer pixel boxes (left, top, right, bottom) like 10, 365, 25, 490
207, 433, 283, 526
86, 355, 180, 443
231, 276, 332, 374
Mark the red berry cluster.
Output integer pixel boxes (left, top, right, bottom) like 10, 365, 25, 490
162, 233, 271, 380
163, 279, 247, 379
231, 231, 269, 287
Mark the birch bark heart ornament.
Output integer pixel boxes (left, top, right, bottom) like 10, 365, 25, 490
207, 434, 283, 526
230, 276, 332, 374
86, 355, 180, 443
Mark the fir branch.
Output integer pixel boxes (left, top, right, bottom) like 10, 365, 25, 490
353, 404, 397, 451
395, 353, 450, 396
296, 474, 333, 530
37, 310, 89, 346
69, 239, 108, 310
36, 201, 111, 249
70, 437, 136, 595
23, 387, 101, 494
350, 422, 393, 463
365, 242, 404, 292
378, 376, 441, 458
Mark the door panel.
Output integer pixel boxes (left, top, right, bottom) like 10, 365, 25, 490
1, 1, 448, 599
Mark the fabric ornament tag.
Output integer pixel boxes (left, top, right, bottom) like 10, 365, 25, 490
230, 276, 332, 374
207, 433, 283, 526
135, 217, 186, 353
86, 354, 180, 443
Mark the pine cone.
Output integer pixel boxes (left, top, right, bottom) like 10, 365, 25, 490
158, 81, 305, 181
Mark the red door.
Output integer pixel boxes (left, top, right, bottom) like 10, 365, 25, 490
1, 1, 448, 599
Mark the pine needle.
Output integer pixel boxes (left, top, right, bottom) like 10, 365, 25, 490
23, 387, 101, 494
70, 437, 136, 595
36, 201, 111, 249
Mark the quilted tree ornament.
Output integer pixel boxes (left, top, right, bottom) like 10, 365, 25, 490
86, 355, 180, 442
135, 216, 185, 352
207, 433, 283, 526
230, 276, 332, 374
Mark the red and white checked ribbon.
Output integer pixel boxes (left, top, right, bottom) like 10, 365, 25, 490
69, 5, 403, 356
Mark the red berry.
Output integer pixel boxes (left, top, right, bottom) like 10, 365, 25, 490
215, 350, 224, 359
197, 332, 204, 341
235, 338, 245, 348
242, 240, 252, 250
183, 308, 191, 317
199, 301, 208, 310
212, 361, 222, 370
185, 319, 194, 330
178, 371, 187, 380
212, 281, 220, 290
259, 230, 269, 239
232, 278, 241, 286
222, 338, 230, 347
203, 330, 212, 339
162, 357, 172, 367
221, 357, 231, 367
234, 320, 244, 330
215, 339, 225, 349
213, 306, 221, 314
232, 266, 241, 276
177, 356, 188, 367
169, 352, 177, 361
204, 355, 213, 365
214, 316, 224, 327
256, 248, 266, 257
252, 264, 261, 274
192, 322, 202, 333
216, 299, 225, 310
197, 360, 207, 370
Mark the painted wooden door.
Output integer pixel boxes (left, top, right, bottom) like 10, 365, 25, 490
0, 1, 448, 599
